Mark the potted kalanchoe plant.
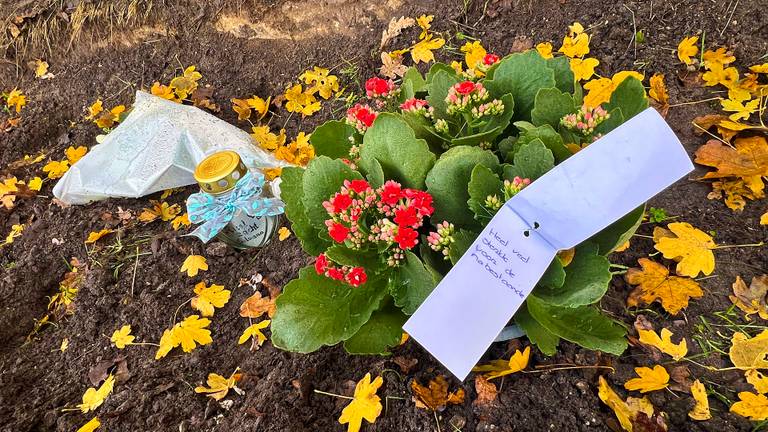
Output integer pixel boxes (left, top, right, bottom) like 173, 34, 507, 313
271, 48, 648, 357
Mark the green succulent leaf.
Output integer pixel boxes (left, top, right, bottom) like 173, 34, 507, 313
531, 88, 576, 129
483, 50, 556, 121
302, 156, 363, 230
467, 164, 503, 224
281, 166, 328, 255
360, 113, 436, 190
503, 139, 555, 181
272, 266, 388, 353
604, 77, 648, 122
310, 120, 356, 159
526, 295, 627, 355
325, 245, 386, 274
426, 146, 500, 228
389, 251, 439, 315
426, 69, 461, 121
403, 67, 427, 95
538, 257, 565, 290
343, 300, 407, 355
514, 123, 571, 163
588, 205, 644, 255
515, 305, 559, 356
449, 229, 479, 265
546, 56, 575, 94
533, 243, 611, 306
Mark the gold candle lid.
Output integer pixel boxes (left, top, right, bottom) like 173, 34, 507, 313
194, 151, 248, 194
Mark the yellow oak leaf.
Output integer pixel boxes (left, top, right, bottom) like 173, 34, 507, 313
750, 63, 768, 74
155, 315, 213, 359
570, 57, 599, 81
626, 258, 704, 314
472, 346, 530, 380
238, 320, 271, 346
85, 229, 113, 244
729, 275, 768, 320
411, 34, 445, 64
65, 146, 88, 164
637, 328, 687, 361
27, 176, 42, 191
78, 374, 115, 413
653, 222, 715, 277
731, 392, 768, 420
702, 63, 739, 87
729, 330, 768, 370
6, 88, 26, 113
411, 375, 465, 411
703, 47, 735, 69
559, 32, 589, 58
689, 379, 712, 420
42, 160, 69, 179
721, 98, 759, 122
169, 65, 202, 100
536, 42, 553, 59
110, 324, 135, 349
180, 255, 208, 277
278, 226, 291, 241
194, 369, 241, 401
191, 281, 230, 317
624, 365, 669, 393
171, 213, 191, 230
648, 73, 669, 106
240, 291, 277, 319
339, 373, 384, 432
76, 417, 101, 432
746, 370, 768, 394
677, 36, 699, 65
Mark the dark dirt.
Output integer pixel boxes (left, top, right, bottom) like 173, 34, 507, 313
1, 0, 767, 431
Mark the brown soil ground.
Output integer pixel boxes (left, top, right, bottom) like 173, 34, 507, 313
1, 0, 767, 431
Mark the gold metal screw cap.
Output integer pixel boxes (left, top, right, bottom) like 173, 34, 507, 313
194, 150, 248, 194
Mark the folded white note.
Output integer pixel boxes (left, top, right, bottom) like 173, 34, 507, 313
403, 108, 694, 380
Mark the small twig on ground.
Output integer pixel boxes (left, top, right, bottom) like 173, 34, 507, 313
720, 0, 739, 36
623, 5, 637, 59
130, 245, 139, 297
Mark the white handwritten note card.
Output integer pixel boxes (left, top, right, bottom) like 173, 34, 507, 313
403, 108, 694, 380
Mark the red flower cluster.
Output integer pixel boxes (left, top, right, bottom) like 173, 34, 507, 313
365, 77, 396, 98
455, 80, 478, 95
483, 53, 500, 65
317, 178, 434, 285
346, 104, 378, 133
314, 253, 368, 287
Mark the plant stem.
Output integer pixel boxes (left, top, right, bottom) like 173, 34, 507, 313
313, 389, 354, 400
713, 241, 764, 250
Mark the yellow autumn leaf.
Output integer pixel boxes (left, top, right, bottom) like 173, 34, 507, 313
60, 338, 69, 352
472, 346, 530, 380
461, 41, 486, 75
677, 36, 699, 65
6, 89, 26, 113
238, 320, 271, 346
78, 375, 115, 413
151, 82, 177, 101
65, 146, 88, 164
231, 98, 253, 121
653, 222, 716, 277
762, 211, 768, 225
729, 330, 768, 370
570, 57, 599, 81
191, 281, 230, 317
301, 67, 339, 100
416, 14, 433, 39
703, 47, 735, 69
194, 369, 242, 401
110, 324, 135, 349
339, 373, 384, 432
750, 63, 768, 74
626, 258, 704, 314
702, 63, 739, 87
731, 392, 768, 420
597, 376, 633, 432
180, 255, 208, 277
284, 84, 321, 117
85, 229, 113, 244
42, 160, 69, 179
536, 42, 553, 59
155, 315, 213, 359
729, 275, 768, 320
171, 213, 191, 230
583, 71, 644, 108
624, 365, 669, 393
27, 176, 42, 191
76, 417, 101, 432
94, 105, 125, 129
559, 32, 589, 59
139, 201, 180, 223
727, 85, 752, 103
637, 328, 687, 361
648, 73, 669, 106
689, 379, 712, 420
169, 65, 202, 100
278, 226, 291, 241
411, 34, 445, 64
746, 370, 768, 394
721, 98, 759, 122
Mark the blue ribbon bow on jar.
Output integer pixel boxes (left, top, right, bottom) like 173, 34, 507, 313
186, 171, 284, 243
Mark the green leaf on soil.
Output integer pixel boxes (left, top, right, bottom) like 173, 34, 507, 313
533, 243, 611, 307
587, 205, 644, 255
526, 295, 627, 355
302, 156, 363, 230
467, 164, 503, 224
426, 146, 500, 228
343, 300, 407, 355
271, 266, 388, 353
310, 120, 356, 159
389, 251, 439, 315
360, 113, 436, 190
515, 305, 559, 356
484, 50, 556, 121
530, 88, 576, 129
503, 139, 554, 181
280, 166, 328, 256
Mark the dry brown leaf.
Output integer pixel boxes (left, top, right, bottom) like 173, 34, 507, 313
707, 177, 764, 211
473, 375, 498, 407
729, 330, 768, 370
379, 16, 415, 49
626, 258, 704, 315
695, 137, 768, 195
729, 275, 768, 320
239, 291, 276, 319
411, 375, 465, 411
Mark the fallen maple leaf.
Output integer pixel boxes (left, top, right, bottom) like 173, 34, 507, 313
731, 392, 768, 420
155, 315, 213, 360
180, 255, 208, 277
721, 98, 759, 122
598, 376, 661, 432
110, 325, 135, 349
624, 365, 669, 393
729, 275, 768, 320
339, 373, 383, 432
702, 47, 735, 69
729, 330, 768, 370
473, 375, 498, 407
65, 146, 88, 164
677, 36, 699, 65
239, 320, 271, 347
411, 375, 465, 411
240, 290, 277, 319
583, 71, 644, 108
78, 374, 115, 413
695, 136, 768, 181
637, 328, 687, 361
648, 73, 669, 115
195, 369, 242, 401
76, 417, 101, 432
191, 281, 230, 317
688, 379, 711, 420
472, 346, 530, 379
570, 57, 600, 82
626, 258, 703, 314
278, 226, 291, 241
746, 370, 768, 394
411, 34, 444, 64
85, 229, 113, 244
139, 201, 181, 223
42, 160, 69, 179
653, 222, 716, 277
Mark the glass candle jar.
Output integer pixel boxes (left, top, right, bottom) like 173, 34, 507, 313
187, 150, 282, 249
